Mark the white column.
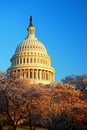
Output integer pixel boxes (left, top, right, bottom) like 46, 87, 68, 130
48, 71, 49, 81
44, 71, 46, 80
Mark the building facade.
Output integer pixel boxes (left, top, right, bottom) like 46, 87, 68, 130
7, 16, 55, 84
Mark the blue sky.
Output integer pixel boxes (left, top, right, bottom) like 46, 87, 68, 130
0, 0, 87, 81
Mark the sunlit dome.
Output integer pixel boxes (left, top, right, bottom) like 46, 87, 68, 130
7, 16, 55, 84
15, 37, 47, 55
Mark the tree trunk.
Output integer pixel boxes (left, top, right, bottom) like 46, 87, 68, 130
30, 125, 33, 130
29, 125, 36, 130
33, 125, 36, 130
29, 117, 33, 130
13, 125, 17, 130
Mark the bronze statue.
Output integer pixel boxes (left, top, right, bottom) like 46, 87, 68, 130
29, 16, 33, 26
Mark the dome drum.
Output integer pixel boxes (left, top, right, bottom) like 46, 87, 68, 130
7, 67, 55, 84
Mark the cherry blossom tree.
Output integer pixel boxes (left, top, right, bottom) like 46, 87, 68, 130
23, 84, 52, 130
48, 82, 87, 130
0, 77, 28, 130
0, 74, 87, 130
61, 74, 87, 93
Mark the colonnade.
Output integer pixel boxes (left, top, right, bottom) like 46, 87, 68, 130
11, 69, 54, 82
11, 57, 50, 67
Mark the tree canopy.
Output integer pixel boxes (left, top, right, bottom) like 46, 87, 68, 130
0, 74, 87, 130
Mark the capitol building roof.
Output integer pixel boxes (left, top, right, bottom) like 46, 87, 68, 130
7, 16, 55, 84
15, 36, 47, 55
15, 18, 47, 55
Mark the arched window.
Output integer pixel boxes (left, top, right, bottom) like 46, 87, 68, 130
15, 59, 16, 65
27, 58, 29, 63
23, 58, 25, 63
30, 58, 32, 63
17, 59, 19, 64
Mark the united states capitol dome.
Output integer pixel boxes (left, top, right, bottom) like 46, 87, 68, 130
7, 16, 55, 84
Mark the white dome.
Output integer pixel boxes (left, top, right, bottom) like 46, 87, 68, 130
7, 16, 55, 84
15, 37, 47, 55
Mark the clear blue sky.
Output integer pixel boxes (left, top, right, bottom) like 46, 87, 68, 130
0, 0, 87, 81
